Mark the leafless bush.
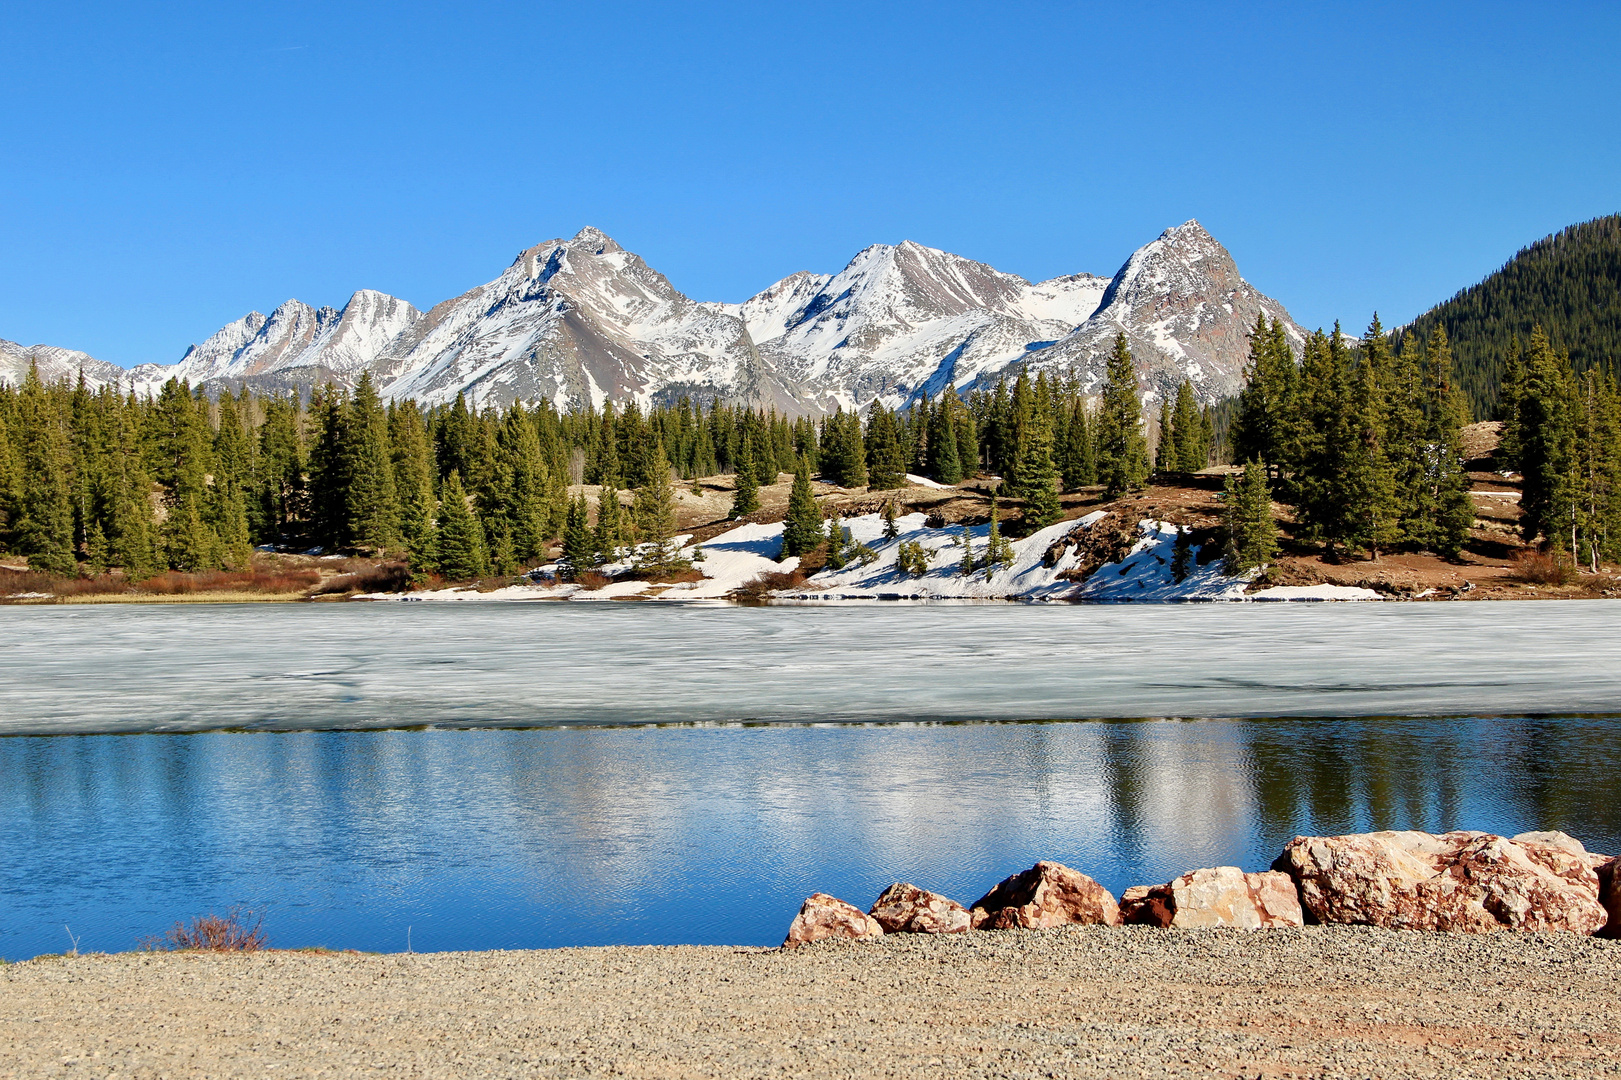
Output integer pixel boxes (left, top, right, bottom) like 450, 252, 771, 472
309, 562, 412, 595
148, 906, 267, 952
1511, 549, 1577, 585
734, 568, 806, 599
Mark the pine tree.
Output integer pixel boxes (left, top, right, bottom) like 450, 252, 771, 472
881, 498, 900, 540
1171, 380, 1206, 472
864, 403, 906, 490
1232, 315, 1298, 479
390, 401, 438, 572
983, 492, 1013, 573
958, 524, 975, 577
729, 443, 760, 518
782, 455, 823, 558
1095, 333, 1149, 497
257, 393, 304, 542
594, 483, 625, 565
560, 494, 593, 579
434, 471, 490, 580
824, 509, 848, 570
632, 441, 685, 573
927, 390, 962, 484
1153, 394, 1173, 472
1007, 372, 1061, 527
1517, 326, 1577, 546
1222, 461, 1278, 575
1496, 335, 1526, 470
1336, 319, 1403, 559
1059, 397, 1095, 489
1171, 526, 1193, 583
1417, 325, 1476, 558
15, 366, 76, 575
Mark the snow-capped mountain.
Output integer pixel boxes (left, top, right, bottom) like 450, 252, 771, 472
377, 228, 805, 411
1011, 221, 1304, 404
0, 338, 125, 390
11, 222, 1301, 411
725, 240, 1110, 412
126, 290, 424, 396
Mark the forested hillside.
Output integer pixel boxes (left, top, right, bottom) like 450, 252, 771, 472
1400, 214, 1621, 418
0, 352, 1197, 582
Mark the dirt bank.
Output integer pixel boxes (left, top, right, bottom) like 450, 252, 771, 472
3, 927, 1617, 1079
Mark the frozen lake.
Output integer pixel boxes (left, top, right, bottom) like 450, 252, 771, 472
2, 601, 1618, 960
4, 599, 1621, 734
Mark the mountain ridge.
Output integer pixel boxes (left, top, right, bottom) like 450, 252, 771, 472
1, 223, 1302, 412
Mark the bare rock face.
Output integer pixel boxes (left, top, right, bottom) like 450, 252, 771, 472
1120, 867, 1303, 929
969, 861, 1120, 930
782, 893, 884, 949
867, 883, 971, 934
1275, 830, 1608, 935
1598, 856, 1621, 939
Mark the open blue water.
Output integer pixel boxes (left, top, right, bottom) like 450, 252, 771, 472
2, 601, 1619, 959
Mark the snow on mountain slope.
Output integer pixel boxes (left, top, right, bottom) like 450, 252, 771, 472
1009, 221, 1304, 406
127, 290, 423, 396
9, 221, 1302, 413
378, 228, 808, 411
0, 338, 124, 389
734, 240, 1109, 411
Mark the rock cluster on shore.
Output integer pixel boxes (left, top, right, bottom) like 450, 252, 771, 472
784, 828, 1621, 948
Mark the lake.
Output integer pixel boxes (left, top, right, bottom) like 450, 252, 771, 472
2, 601, 1619, 959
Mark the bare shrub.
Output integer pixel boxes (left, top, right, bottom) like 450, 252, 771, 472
734, 568, 806, 599
1512, 549, 1577, 585
149, 906, 266, 952
574, 570, 611, 591
309, 562, 412, 595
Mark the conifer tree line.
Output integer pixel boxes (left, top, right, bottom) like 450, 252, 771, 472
1399, 214, 1621, 420
0, 330, 1203, 577
1231, 313, 1475, 560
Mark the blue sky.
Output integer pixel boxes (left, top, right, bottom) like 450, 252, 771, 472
1, 2, 1617, 367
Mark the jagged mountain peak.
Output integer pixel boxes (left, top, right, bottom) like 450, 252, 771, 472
24, 220, 1299, 413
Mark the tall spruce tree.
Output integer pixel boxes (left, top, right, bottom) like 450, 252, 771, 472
434, 471, 490, 580
729, 442, 760, 518
1338, 319, 1402, 559
864, 403, 906, 490
15, 365, 76, 575
1095, 333, 1149, 497
1171, 380, 1206, 472
782, 455, 823, 558
1059, 397, 1095, 489
1232, 315, 1298, 479
390, 401, 438, 571
1222, 460, 1279, 574
927, 390, 963, 484
1517, 326, 1577, 546
594, 483, 625, 564
632, 441, 684, 573
1416, 325, 1476, 558
560, 494, 593, 580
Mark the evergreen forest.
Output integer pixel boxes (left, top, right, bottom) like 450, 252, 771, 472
1400, 214, 1621, 419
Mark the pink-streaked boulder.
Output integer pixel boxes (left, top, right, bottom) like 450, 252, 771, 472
1274, 830, 1607, 935
868, 883, 971, 934
783, 893, 884, 949
1120, 867, 1303, 929
1598, 856, 1621, 939
969, 861, 1120, 930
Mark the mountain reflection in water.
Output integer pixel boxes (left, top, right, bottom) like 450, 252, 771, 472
2, 716, 1616, 959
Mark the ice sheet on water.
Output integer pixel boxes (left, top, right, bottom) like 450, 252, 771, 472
4, 600, 1621, 735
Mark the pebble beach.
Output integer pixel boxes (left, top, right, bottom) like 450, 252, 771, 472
4, 927, 1618, 1079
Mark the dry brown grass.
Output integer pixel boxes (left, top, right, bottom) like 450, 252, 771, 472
146, 907, 266, 953
308, 563, 411, 596
574, 570, 611, 590
1511, 549, 1578, 585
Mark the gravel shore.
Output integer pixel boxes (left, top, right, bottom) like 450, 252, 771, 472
3, 927, 1617, 1079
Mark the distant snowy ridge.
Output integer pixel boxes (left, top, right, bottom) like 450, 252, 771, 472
7, 223, 1303, 411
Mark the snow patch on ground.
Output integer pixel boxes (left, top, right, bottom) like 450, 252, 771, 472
374, 515, 1385, 604
903, 474, 953, 490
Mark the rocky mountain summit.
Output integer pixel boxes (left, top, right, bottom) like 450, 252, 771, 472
6, 223, 1301, 411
